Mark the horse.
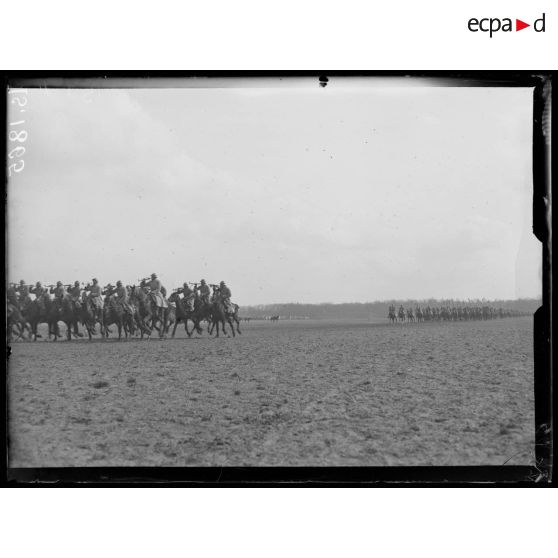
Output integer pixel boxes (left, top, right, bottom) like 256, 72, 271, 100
226, 302, 242, 335
56, 296, 84, 340
168, 292, 204, 338
190, 295, 215, 334
209, 298, 235, 337
81, 296, 105, 340
7, 304, 29, 341
25, 296, 61, 341
398, 307, 405, 323
270, 315, 279, 323
138, 280, 169, 338
406, 308, 414, 323
207, 296, 241, 337
149, 294, 168, 338
103, 296, 134, 341
129, 286, 154, 338
163, 303, 176, 336
388, 305, 396, 324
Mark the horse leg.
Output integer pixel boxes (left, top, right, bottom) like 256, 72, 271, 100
50, 322, 58, 341
187, 319, 194, 337
142, 318, 151, 339
14, 322, 25, 341
141, 319, 147, 339
162, 310, 170, 337
227, 318, 236, 337
157, 309, 164, 338
134, 314, 144, 338
235, 317, 242, 335
97, 311, 104, 336
22, 322, 31, 340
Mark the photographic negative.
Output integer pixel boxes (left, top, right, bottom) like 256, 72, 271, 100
5, 75, 551, 482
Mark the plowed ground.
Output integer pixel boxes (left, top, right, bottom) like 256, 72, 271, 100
8, 317, 534, 467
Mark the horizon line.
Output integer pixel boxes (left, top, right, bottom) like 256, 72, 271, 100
240, 296, 542, 307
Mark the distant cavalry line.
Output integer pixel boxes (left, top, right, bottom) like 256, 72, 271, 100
387, 304, 529, 324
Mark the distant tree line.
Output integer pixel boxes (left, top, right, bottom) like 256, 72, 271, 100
241, 298, 541, 320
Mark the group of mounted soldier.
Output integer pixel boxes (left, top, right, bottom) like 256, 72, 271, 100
7, 274, 240, 342
387, 304, 527, 324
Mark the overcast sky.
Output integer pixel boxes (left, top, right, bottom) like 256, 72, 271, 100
7, 79, 540, 305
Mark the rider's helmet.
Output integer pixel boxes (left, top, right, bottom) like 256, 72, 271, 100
19, 279, 25, 285
116, 280, 122, 287
57, 281, 62, 286
151, 273, 157, 279
220, 281, 225, 286
36, 281, 41, 287
92, 278, 98, 284
183, 282, 188, 288
74, 280, 80, 287
200, 279, 206, 284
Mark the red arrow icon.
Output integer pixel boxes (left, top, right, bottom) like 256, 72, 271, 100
516, 19, 530, 31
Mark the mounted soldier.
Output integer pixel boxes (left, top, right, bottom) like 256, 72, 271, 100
210, 283, 220, 303
67, 281, 82, 310
102, 280, 135, 340
50, 281, 67, 309
146, 273, 169, 338
179, 282, 196, 311
208, 281, 241, 337
218, 281, 234, 314
103, 283, 116, 297
147, 273, 168, 308
197, 279, 211, 305
16, 280, 32, 309
7, 283, 19, 310
30, 281, 48, 312
85, 278, 104, 322
115, 280, 134, 315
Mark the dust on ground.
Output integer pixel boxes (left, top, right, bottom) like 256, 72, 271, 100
8, 317, 534, 466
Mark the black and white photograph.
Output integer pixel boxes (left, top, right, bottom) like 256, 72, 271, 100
5, 76, 546, 473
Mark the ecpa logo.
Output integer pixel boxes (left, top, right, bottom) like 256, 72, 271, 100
468, 13, 546, 37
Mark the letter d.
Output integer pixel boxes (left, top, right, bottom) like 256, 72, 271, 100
534, 13, 545, 32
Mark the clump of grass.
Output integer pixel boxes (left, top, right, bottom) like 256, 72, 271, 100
91, 380, 109, 389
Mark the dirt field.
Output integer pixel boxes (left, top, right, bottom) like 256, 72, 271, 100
8, 317, 535, 467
